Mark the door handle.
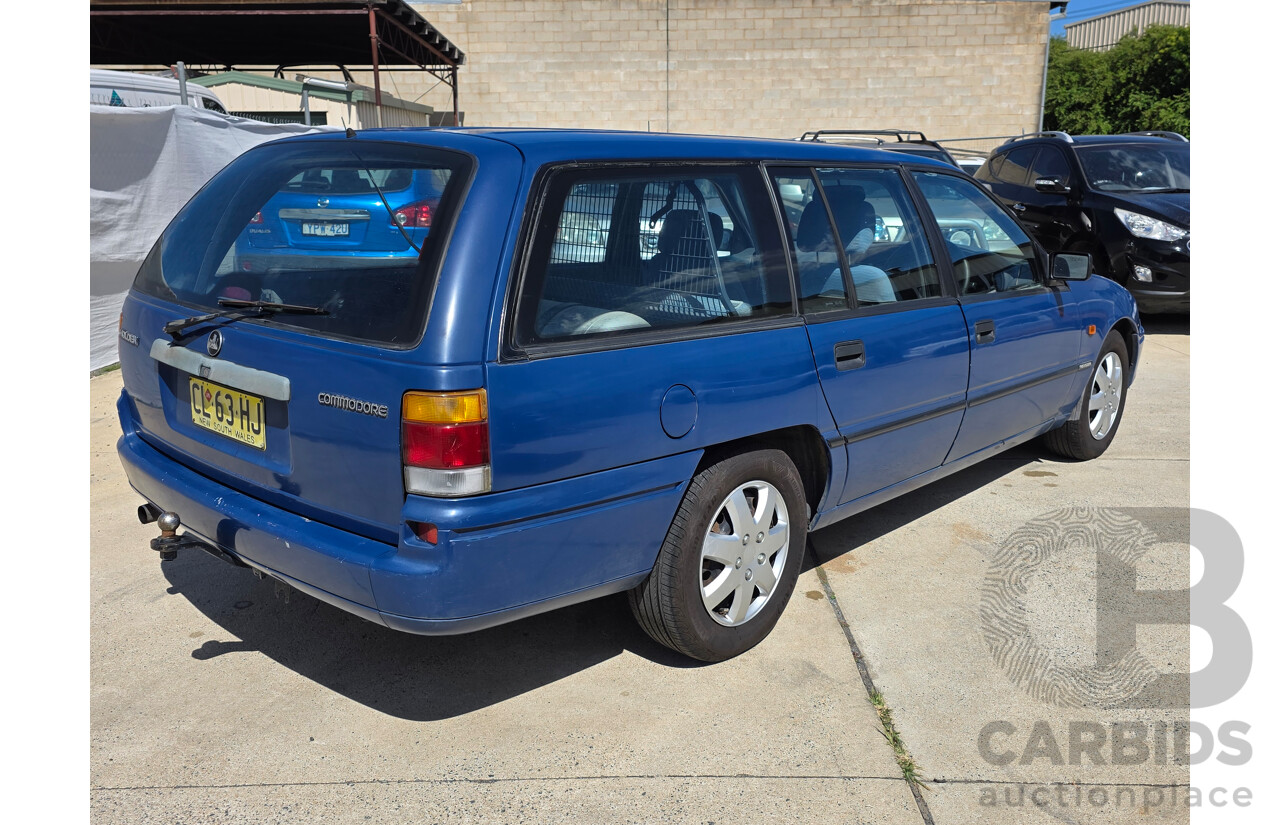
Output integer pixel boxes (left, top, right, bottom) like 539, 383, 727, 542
834, 340, 866, 371
1010, 203, 1027, 213
975, 320, 996, 344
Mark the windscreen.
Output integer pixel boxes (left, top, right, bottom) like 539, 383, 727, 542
133, 140, 472, 346
1076, 143, 1190, 193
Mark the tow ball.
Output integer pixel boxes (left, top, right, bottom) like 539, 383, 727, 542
149, 512, 197, 561
141, 508, 246, 568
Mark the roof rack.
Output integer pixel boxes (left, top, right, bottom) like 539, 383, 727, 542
1122, 131, 1189, 142
1005, 131, 1074, 145
799, 129, 931, 144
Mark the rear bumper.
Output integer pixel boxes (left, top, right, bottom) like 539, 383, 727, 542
118, 391, 699, 634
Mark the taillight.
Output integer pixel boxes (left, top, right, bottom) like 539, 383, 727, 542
392, 199, 437, 228
250, 211, 264, 224
402, 389, 490, 497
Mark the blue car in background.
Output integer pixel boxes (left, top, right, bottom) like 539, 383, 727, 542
231, 165, 444, 280
118, 129, 1142, 662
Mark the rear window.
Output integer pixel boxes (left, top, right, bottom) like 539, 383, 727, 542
280, 167, 415, 195
134, 140, 472, 346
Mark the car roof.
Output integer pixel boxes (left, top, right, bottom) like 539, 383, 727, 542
1071, 134, 1187, 146
996, 134, 1188, 152
274, 127, 957, 170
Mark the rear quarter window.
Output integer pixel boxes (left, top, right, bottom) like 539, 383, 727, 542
513, 165, 793, 347
994, 146, 1037, 186
134, 140, 473, 347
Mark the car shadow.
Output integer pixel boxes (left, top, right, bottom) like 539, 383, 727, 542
161, 553, 700, 722
802, 444, 1042, 571
161, 444, 1047, 721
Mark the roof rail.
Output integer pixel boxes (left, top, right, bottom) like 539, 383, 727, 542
1005, 131, 1073, 145
1122, 130, 1189, 142
798, 129, 930, 144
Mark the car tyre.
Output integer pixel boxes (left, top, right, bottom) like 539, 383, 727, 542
629, 449, 807, 662
1044, 329, 1129, 460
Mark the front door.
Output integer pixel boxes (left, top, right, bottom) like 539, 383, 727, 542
909, 170, 1085, 462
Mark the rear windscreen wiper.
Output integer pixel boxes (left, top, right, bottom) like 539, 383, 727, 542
163, 299, 329, 338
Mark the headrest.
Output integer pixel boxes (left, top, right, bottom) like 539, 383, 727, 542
657, 209, 723, 257
825, 186, 875, 242
795, 185, 867, 250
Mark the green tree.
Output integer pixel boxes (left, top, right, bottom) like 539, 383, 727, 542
1105, 25, 1190, 135
1043, 37, 1111, 134
1044, 25, 1190, 137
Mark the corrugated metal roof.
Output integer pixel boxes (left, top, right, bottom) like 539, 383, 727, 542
91, 0, 464, 68
1065, 1, 1190, 51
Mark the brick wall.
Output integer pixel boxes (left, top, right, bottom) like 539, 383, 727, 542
396, 0, 1050, 140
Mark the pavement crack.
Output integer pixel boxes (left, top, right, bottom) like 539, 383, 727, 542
91, 773, 907, 793
810, 539, 936, 825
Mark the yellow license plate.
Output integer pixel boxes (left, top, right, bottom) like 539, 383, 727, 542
189, 377, 267, 450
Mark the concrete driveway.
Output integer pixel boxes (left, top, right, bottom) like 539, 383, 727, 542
91, 318, 1190, 824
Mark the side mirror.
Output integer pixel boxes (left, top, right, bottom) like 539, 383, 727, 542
1034, 177, 1071, 195
1051, 252, 1092, 281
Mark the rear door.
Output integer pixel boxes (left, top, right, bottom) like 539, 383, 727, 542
976, 144, 1036, 211
769, 166, 970, 505
489, 163, 815, 493
909, 170, 1085, 462
120, 139, 485, 544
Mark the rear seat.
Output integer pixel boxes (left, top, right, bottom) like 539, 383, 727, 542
536, 300, 651, 338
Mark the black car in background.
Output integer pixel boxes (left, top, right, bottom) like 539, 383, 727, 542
799, 130, 963, 170
974, 131, 1189, 313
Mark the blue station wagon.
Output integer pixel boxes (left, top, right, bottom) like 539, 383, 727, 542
117, 129, 1143, 662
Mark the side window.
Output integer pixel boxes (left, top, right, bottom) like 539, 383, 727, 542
770, 169, 848, 314
516, 167, 792, 345
994, 146, 1037, 186
769, 167, 943, 311
1030, 147, 1072, 185
975, 152, 1004, 183
549, 182, 617, 265
818, 168, 942, 307
911, 172, 1042, 296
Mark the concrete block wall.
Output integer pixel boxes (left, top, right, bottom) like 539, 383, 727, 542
398, 0, 1049, 140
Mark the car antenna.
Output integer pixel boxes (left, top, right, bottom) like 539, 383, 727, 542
342, 118, 355, 139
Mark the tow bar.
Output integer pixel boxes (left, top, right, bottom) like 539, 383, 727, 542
140, 506, 247, 568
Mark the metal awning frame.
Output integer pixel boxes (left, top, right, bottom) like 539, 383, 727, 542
91, 2, 463, 126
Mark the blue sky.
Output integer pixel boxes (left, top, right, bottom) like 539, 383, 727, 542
1050, 0, 1160, 37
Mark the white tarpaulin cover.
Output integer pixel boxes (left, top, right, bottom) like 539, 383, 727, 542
90, 104, 330, 370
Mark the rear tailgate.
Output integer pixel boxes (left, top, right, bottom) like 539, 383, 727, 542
117, 136, 496, 544
121, 310, 484, 543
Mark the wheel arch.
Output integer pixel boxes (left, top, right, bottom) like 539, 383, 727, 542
694, 425, 831, 524
1108, 316, 1141, 377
